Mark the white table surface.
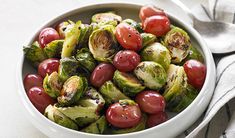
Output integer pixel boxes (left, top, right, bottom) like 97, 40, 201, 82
0, 0, 204, 137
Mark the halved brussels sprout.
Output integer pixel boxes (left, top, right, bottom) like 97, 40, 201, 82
141, 42, 171, 70
164, 26, 191, 63
91, 12, 122, 26
56, 105, 100, 127
57, 76, 88, 106
58, 57, 79, 82
77, 24, 93, 49
122, 19, 143, 33
141, 33, 157, 47
81, 116, 107, 134
77, 87, 105, 112
76, 48, 96, 72
99, 81, 130, 105
89, 25, 119, 62
23, 41, 47, 67
134, 61, 167, 90
44, 105, 78, 130
61, 21, 81, 58
43, 72, 63, 98
113, 70, 145, 97
44, 40, 64, 58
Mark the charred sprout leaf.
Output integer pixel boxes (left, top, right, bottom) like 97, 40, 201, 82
122, 19, 143, 33
43, 72, 63, 98
99, 81, 130, 105
134, 61, 167, 90
58, 57, 79, 82
57, 76, 88, 106
23, 41, 47, 67
77, 24, 93, 49
76, 48, 96, 72
91, 12, 122, 26
81, 116, 107, 134
56, 105, 99, 127
44, 105, 78, 130
89, 25, 119, 62
44, 40, 64, 58
141, 33, 157, 47
113, 70, 145, 97
61, 21, 81, 58
110, 114, 147, 134
164, 26, 190, 63
141, 42, 171, 70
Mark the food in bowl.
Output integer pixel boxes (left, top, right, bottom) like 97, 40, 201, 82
22, 5, 206, 135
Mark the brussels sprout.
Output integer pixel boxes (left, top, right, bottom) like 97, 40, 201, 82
183, 45, 204, 63
91, 12, 122, 26
77, 87, 105, 112
23, 41, 47, 67
81, 116, 108, 134
89, 25, 119, 62
56, 105, 99, 127
122, 19, 143, 33
44, 105, 78, 130
57, 76, 88, 106
164, 26, 191, 63
141, 42, 171, 70
44, 40, 64, 58
43, 72, 63, 98
99, 81, 130, 104
113, 70, 145, 97
141, 33, 157, 47
61, 21, 81, 58
134, 61, 167, 90
77, 24, 93, 49
110, 114, 147, 134
58, 57, 79, 82
76, 48, 96, 72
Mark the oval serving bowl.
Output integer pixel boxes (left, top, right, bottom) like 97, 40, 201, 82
17, 2, 216, 138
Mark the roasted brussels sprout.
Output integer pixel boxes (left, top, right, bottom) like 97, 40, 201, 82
134, 61, 167, 90
141, 33, 157, 47
141, 42, 171, 70
122, 19, 143, 33
91, 12, 122, 26
61, 21, 81, 58
99, 81, 130, 104
44, 105, 78, 130
81, 116, 107, 134
43, 72, 63, 98
89, 25, 119, 62
183, 45, 204, 63
164, 26, 191, 63
76, 48, 96, 72
77, 24, 93, 49
163, 64, 197, 112
23, 41, 47, 67
44, 40, 64, 58
58, 57, 79, 82
57, 76, 88, 106
56, 105, 99, 127
113, 70, 145, 97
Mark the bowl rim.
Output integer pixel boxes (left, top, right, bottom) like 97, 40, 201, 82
17, 2, 216, 137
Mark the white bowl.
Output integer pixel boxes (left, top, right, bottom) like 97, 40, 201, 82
17, 2, 216, 138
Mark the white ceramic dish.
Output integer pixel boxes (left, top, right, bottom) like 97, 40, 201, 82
17, 2, 216, 138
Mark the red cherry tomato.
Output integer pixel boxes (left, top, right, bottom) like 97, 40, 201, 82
183, 60, 206, 89
56, 22, 69, 39
139, 5, 166, 22
143, 15, 170, 37
39, 27, 60, 48
113, 50, 140, 72
38, 58, 60, 78
24, 74, 43, 92
27, 87, 56, 113
147, 111, 168, 128
90, 63, 116, 87
106, 102, 142, 128
135, 90, 166, 114
115, 23, 142, 51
